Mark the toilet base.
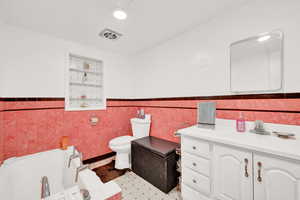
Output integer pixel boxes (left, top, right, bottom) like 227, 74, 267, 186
115, 152, 131, 169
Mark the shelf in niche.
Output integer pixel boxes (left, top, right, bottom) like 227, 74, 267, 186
69, 98, 103, 101
69, 68, 102, 76
66, 53, 105, 111
69, 82, 102, 88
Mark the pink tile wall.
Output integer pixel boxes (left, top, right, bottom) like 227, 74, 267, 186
2, 100, 137, 161
4, 100, 64, 110
143, 107, 196, 143
1, 98, 300, 162
128, 99, 300, 111
142, 106, 300, 143
0, 101, 4, 163
131, 99, 300, 143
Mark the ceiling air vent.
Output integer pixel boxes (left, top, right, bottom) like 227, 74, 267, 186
99, 28, 122, 40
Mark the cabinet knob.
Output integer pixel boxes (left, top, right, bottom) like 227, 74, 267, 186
192, 179, 197, 184
193, 162, 197, 167
257, 162, 262, 182
192, 146, 196, 150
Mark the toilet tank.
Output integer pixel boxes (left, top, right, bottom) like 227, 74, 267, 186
131, 115, 151, 138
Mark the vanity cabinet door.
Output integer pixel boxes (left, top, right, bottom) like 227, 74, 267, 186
254, 154, 300, 200
213, 145, 253, 200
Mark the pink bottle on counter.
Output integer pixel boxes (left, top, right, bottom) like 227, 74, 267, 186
236, 112, 246, 132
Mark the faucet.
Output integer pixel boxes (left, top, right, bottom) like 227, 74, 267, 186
75, 164, 89, 182
68, 147, 82, 168
75, 151, 89, 182
68, 147, 89, 182
41, 176, 50, 199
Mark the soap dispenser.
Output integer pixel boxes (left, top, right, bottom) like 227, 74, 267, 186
236, 112, 246, 132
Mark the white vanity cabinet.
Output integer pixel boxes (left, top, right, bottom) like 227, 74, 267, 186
180, 125, 300, 200
213, 145, 253, 200
181, 136, 212, 200
253, 154, 300, 200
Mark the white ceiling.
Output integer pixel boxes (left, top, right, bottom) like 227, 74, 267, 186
0, 0, 249, 55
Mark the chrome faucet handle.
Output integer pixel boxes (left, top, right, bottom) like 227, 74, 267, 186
75, 165, 89, 182
68, 146, 85, 168
68, 153, 82, 168
41, 176, 50, 199
72, 146, 78, 155
79, 152, 83, 167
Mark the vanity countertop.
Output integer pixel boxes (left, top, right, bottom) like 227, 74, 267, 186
178, 121, 300, 161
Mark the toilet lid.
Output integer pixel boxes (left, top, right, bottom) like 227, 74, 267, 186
109, 136, 135, 146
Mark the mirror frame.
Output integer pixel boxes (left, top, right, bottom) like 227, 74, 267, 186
230, 30, 284, 93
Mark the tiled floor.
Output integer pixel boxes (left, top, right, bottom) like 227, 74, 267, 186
114, 171, 182, 200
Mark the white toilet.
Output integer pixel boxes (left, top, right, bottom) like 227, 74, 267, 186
109, 114, 151, 169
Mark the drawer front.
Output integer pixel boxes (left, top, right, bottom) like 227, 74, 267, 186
182, 152, 210, 176
182, 184, 200, 200
182, 184, 210, 200
182, 136, 210, 158
182, 167, 210, 195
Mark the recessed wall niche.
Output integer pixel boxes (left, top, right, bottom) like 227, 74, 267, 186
65, 54, 105, 111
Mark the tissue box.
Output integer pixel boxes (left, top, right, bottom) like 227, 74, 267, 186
197, 102, 216, 125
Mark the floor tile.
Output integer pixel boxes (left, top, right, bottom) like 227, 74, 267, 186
114, 171, 182, 200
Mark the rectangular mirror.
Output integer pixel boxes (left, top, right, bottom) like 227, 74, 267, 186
230, 30, 283, 93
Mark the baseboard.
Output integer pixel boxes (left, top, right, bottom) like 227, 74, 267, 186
83, 152, 116, 164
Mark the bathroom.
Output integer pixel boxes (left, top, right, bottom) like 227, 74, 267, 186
1, 0, 300, 199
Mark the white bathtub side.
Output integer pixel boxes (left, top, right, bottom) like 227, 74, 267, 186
0, 147, 122, 200
0, 149, 65, 200
0, 165, 12, 199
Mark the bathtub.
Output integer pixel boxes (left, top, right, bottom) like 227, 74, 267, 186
0, 147, 121, 200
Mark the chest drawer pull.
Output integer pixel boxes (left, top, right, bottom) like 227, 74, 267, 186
192, 146, 197, 150
193, 162, 197, 167
193, 179, 197, 184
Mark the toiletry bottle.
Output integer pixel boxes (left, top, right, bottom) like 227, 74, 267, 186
137, 110, 141, 118
60, 136, 69, 150
236, 112, 246, 132
140, 109, 145, 119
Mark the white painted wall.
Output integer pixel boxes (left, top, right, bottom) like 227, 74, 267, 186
1, 0, 300, 99
0, 22, 134, 98
132, 0, 300, 98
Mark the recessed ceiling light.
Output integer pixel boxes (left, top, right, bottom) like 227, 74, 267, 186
113, 9, 127, 20
257, 35, 271, 42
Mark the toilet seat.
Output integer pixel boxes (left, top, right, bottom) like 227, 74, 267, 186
109, 136, 136, 169
109, 136, 135, 147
